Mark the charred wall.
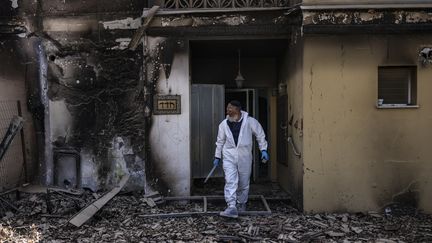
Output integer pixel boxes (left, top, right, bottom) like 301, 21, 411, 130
13, 0, 155, 190
28, 13, 189, 192
45, 41, 146, 189
0, 0, 154, 190
40, 26, 183, 191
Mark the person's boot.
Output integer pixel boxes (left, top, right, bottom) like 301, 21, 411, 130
237, 203, 247, 213
220, 206, 238, 218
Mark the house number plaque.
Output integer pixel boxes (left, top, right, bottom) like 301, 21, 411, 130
153, 95, 181, 115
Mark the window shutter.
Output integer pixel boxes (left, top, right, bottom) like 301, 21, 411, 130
378, 67, 416, 105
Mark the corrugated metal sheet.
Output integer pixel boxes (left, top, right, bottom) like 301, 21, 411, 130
0, 100, 25, 191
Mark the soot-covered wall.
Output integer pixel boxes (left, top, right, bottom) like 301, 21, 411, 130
46, 44, 146, 190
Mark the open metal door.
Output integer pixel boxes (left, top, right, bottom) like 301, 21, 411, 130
191, 84, 225, 179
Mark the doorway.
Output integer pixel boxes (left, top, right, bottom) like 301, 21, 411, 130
190, 38, 287, 191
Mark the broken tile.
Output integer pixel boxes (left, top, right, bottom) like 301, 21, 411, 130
342, 215, 349, 222
351, 226, 363, 234
310, 220, 329, 228
376, 239, 398, 243
4, 211, 14, 218
384, 224, 401, 231
341, 224, 351, 233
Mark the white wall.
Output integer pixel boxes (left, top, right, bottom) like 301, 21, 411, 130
149, 38, 191, 196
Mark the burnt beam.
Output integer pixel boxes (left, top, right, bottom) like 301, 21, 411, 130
0, 116, 24, 162
129, 6, 160, 51
146, 25, 291, 37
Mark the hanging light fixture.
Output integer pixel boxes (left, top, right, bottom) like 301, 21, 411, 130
235, 49, 245, 88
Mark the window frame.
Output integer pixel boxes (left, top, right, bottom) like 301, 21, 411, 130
377, 65, 419, 109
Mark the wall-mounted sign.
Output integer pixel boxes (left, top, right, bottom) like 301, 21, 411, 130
153, 95, 181, 115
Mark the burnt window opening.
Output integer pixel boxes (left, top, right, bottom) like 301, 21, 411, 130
378, 66, 417, 106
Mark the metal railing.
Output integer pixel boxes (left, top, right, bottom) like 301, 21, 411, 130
161, 0, 289, 9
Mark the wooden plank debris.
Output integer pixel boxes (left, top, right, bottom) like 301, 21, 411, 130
0, 196, 18, 211
138, 212, 203, 218
142, 197, 156, 207
128, 6, 160, 51
143, 191, 164, 206
143, 191, 160, 198
18, 184, 83, 196
218, 235, 245, 242
0, 116, 23, 162
238, 233, 262, 241
68, 174, 130, 227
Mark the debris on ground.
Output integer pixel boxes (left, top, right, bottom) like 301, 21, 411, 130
142, 191, 164, 207
69, 174, 130, 227
0, 191, 431, 242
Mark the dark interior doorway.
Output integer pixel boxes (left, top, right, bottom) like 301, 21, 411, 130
190, 39, 286, 89
190, 38, 287, 192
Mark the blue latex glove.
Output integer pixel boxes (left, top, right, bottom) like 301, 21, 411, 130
261, 150, 269, 161
213, 158, 221, 167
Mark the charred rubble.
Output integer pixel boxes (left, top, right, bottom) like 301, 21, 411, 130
0, 191, 432, 242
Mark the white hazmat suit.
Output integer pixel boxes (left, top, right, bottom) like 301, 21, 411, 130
215, 111, 268, 207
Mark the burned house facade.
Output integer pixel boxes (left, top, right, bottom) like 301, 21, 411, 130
1, 0, 432, 213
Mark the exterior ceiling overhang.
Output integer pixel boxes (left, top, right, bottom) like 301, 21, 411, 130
2, 0, 432, 37
39, 9, 298, 38
0, 0, 300, 38
145, 10, 298, 37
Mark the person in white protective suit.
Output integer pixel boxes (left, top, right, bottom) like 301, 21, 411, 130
213, 100, 269, 218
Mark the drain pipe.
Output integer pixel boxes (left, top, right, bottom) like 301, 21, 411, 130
287, 136, 301, 158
